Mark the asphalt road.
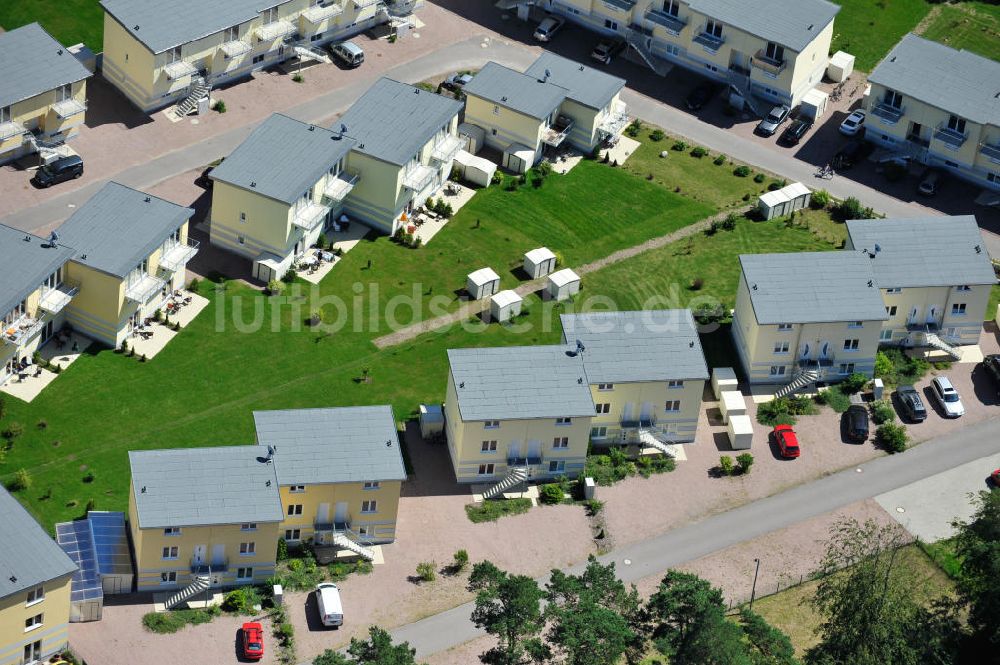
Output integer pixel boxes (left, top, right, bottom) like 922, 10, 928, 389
384, 416, 1000, 658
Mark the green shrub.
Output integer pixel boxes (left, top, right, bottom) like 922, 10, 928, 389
815, 387, 852, 413
736, 453, 754, 475
221, 586, 263, 614
491, 170, 504, 185
584, 499, 604, 516
877, 423, 908, 453
874, 351, 893, 378
635, 454, 675, 478
691, 146, 707, 158
292, 73, 304, 83
465, 498, 532, 523
719, 455, 735, 476
82, 471, 95, 483
142, 608, 218, 633
267, 280, 283, 296
452, 549, 469, 572
625, 119, 642, 137
671, 140, 688, 151
834, 196, 875, 222
187, 277, 200, 293
753, 173, 766, 183
840, 372, 870, 394
276, 536, 288, 561
0, 395, 5, 420
282, 269, 297, 283
649, 129, 665, 141
733, 165, 751, 177
871, 400, 896, 425
713, 154, 726, 166
810, 189, 831, 209
275, 553, 324, 591
2, 421, 23, 440
212, 100, 226, 113
539, 483, 565, 505
416, 561, 436, 582
9, 468, 32, 491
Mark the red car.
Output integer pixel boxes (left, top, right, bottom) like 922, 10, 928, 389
773, 424, 800, 458
991, 468, 1000, 488
242, 622, 264, 661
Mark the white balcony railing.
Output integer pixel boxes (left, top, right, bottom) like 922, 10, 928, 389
219, 39, 252, 59
934, 123, 968, 149
752, 50, 787, 76
323, 171, 359, 202
302, 2, 344, 23
355, 0, 381, 7
2, 316, 44, 347
125, 273, 167, 303
0, 120, 27, 142
644, 9, 686, 35
292, 201, 332, 231
871, 102, 905, 124
159, 239, 200, 273
52, 99, 87, 119
597, 101, 628, 138
541, 116, 574, 147
693, 27, 725, 52
39, 280, 81, 315
163, 59, 198, 80
980, 141, 1000, 164
257, 19, 296, 41
401, 164, 437, 192
430, 134, 463, 163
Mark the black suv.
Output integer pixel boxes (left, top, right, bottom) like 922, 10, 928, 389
896, 385, 927, 422
779, 118, 812, 146
981, 354, 1000, 393
33, 155, 83, 188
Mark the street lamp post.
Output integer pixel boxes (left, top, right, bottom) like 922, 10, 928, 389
749, 558, 761, 611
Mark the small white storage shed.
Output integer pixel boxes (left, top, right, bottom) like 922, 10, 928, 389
719, 390, 747, 425
782, 182, 812, 212
727, 414, 753, 450
490, 289, 523, 323
419, 404, 444, 439
711, 367, 739, 399
453, 150, 497, 187
503, 143, 536, 174
827, 51, 855, 83
458, 123, 486, 154
800, 88, 829, 121
523, 247, 557, 278
467, 267, 501, 300
547, 268, 580, 301
758, 188, 792, 220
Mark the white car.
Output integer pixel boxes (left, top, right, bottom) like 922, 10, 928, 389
533, 16, 564, 42
930, 377, 965, 418
839, 109, 866, 136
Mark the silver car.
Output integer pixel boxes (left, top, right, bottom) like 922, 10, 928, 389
755, 104, 790, 137
930, 376, 965, 418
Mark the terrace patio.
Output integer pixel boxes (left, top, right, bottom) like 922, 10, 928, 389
0, 332, 93, 403
128, 290, 210, 359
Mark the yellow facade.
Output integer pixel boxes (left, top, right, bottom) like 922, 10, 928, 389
0, 575, 72, 665
1, 267, 76, 384
102, 0, 388, 112
588, 378, 704, 444
464, 91, 547, 164
0, 79, 88, 164
277, 480, 402, 546
128, 481, 280, 592
444, 372, 592, 483
552, 0, 834, 106
878, 285, 992, 347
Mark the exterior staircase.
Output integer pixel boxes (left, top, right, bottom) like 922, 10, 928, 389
636, 428, 677, 456
773, 368, 823, 400
292, 44, 332, 65
727, 71, 762, 117
625, 27, 670, 76
163, 575, 210, 610
26, 134, 64, 161
481, 466, 528, 500
924, 332, 962, 360
330, 534, 376, 561
175, 77, 209, 117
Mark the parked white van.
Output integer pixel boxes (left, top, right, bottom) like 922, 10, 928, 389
315, 582, 344, 626
330, 41, 364, 68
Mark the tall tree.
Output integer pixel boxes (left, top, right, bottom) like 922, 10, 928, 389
953, 489, 1000, 662
544, 556, 642, 665
346, 626, 421, 665
468, 561, 549, 665
804, 519, 920, 665
738, 609, 799, 665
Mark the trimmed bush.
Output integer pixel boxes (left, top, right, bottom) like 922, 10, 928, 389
753, 173, 766, 183
671, 140, 688, 151
877, 423, 908, 453
453, 549, 469, 572
276, 537, 288, 561
840, 372, 870, 394
713, 154, 726, 166
690, 146, 708, 158
834, 196, 875, 222
416, 561, 436, 582
2, 421, 24, 440
539, 483, 565, 505
212, 100, 226, 113
221, 586, 263, 614
733, 165, 751, 177
719, 455, 735, 476
9, 468, 32, 491
871, 400, 896, 425
649, 129, 665, 141
874, 351, 893, 378
736, 453, 754, 475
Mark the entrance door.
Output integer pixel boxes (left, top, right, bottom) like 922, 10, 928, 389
317, 503, 330, 525
639, 402, 654, 426
508, 441, 521, 462
526, 440, 541, 463
621, 402, 635, 424
334, 501, 348, 527
192, 544, 206, 566
211, 544, 225, 566
41, 320, 53, 344
800, 343, 810, 360
819, 342, 830, 360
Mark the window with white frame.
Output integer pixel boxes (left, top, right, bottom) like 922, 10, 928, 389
664, 400, 681, 412
549, 460, 565, 473
773, 341, 789, 354
162, 546, 179, 560
956, 285, 971, 292
361, 500, 377, 513
597, 383, 614, 391
25, 586, 44, 606
481, 440, 497, 453
843, 339, 860, 351
23, 641, 42, 664
287, 504, 303, 516
848, 321, 863, 328
484, 420, 500, 429
239, 542, 255, 555
777, 323, 793, 332
163, 527, 181, 536
262, 5, 279, 23
24, 614, 43, 632
770, 366, 786, 376
241, 523, 257, 531
555, 417, 572, 426
553, 436, 569, 449
667, 380, 684, 389
839, 363, 855, 375
289, 485, 305, 493
663, 0, 680, 16
237, 567, 253, 580
595, 403, 611, 414
704, 19, 723, 38
886, 287, 902, 294
160, 572, 177, 584
223, 25, 240, 42
886, 305, 897, 316
240, 212, 247, 223
363, 481, 380, 490
591, 426, 608, 439
951, 303, 967, 316
478, 463, 495, 475
880, 329, 893, 341
285, 529, 301, 541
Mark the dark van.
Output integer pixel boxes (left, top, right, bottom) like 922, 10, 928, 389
33, 155, 83, 188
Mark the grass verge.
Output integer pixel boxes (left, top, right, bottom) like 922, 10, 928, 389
141, 607, 220, 633
465, 498, 532, 523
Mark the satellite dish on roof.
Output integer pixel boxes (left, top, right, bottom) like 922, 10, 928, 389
48, 231, 59, 245
543, 68, 551, 82
874, 244, 881, 254
576, 339, 585, 353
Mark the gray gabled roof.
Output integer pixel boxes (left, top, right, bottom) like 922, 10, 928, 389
740, 252, 888, 325
462, 62, 568, 120
99, 0, 270, 54
0, 487, 77, 601
846, 216, 996, 289
688, 0, 840, 52
210, 113, 356, 205
0, 224, 75, 321
253, 406, 407, 486
334, 78, 464, 166
56, 182, 194, 278
0, 23, 92, 109
129, 447, 283, 529
868, 34, 1000, 126
524, 53, 625, 111
448, 345, 595, 422
560, 310, 709, 384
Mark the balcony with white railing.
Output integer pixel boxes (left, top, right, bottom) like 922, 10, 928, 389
401, 163, 437, 192
934, 123, 968, 149
323, 171, 359, 202
257, 19, 296, 41
693, 26, 725, 52
39, 280, 81, 315
163, 59, 198, 80
2, 315, 44, 347
355, 0, 381, 7
159, 239, 200, 273
871, 102, 905, 125
645, 9, 686, 35
0, 120, 26, 142
292, 201, 331, 231
52, 98, 87, 119
980, 141, 1000, 164
302, 1, 344, 23
219, 39, 252, 59
125, 273, 167, 303
430, 134, 464, 163
752, 50, 787, 76
541, 116, 574, 147
597, 101, 629, 138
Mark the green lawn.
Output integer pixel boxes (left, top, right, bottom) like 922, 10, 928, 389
752, 544, 956, 656
920, 1, 1000, 62
831, 0, 932, 71
0, 0, 103, 51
